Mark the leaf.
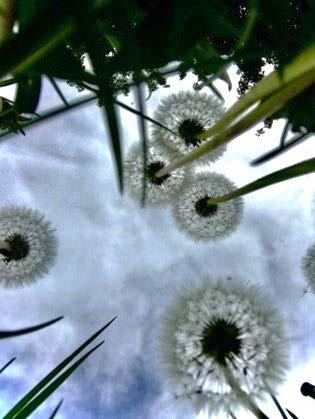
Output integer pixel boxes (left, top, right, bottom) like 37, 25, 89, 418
14, 76, 42, 113
3, 317, 116, 419
0, 358, 16, 374
49, 399, 63, 419
12, 342, 104, 419
286, 408, 300, 419
79, 2, 124, 193
0, 316, 63, 339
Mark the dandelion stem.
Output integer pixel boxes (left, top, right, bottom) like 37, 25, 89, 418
0, 240, 11, 251
222, 365, 269, 419
206, 157, 315, 205
155, 44, 315, 178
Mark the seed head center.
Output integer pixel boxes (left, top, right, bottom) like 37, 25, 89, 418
201, 318, 242, 365
145, 161, 170, 186
195, 196, 218, 217
0, 233, 30, 262
178, 118, 205, 147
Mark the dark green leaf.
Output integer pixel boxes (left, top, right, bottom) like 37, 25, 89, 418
0, 357, 16, 374
14, 76, 42, 113
12, 342, 104, 419
0, 316, 63, 339
3, 317, 116, 419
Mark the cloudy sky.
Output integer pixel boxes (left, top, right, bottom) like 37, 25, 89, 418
0, 67, 314, 419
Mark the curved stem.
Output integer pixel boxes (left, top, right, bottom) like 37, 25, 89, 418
221, 365, 269, 419
207, 157, 315, 205
0, 239, 11, 251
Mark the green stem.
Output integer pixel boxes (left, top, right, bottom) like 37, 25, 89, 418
155, 48, 315, 178
197, 43, 315, 142
207, 157, 315, 205
221, 365, 269, 419
0, 240, 11, 251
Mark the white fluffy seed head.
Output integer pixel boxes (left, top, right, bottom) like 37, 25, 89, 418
172, 172, 243, 241
124, 140, 188, 208
158, 277, 289, 417
151, 91, 226, 167
0, 206, 58, 288
302, 243, 315, 293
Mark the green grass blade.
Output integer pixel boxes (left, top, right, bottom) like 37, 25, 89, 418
251, 132, 311, 166
48, 77, 69, 107
286, 408, 300, 419
269, 392, 288, 419
12, 342, 104, 419
0, 317, 63, 339
208, 157, 315, 205
49, 399, 63, 419
2, 317, 116, 419
102, 95, 124, 193
0, 357, 16, 374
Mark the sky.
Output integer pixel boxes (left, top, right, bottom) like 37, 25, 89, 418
0, 66, 314, 419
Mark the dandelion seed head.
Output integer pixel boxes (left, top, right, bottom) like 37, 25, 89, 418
302, 243, 315, 293
172, 172, 243, 241
0, 206, 58, 288
158, 277, 289, 417
124, 141, 188, 207
152, 91, 226, 166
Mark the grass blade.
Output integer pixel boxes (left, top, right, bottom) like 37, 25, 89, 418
0, 94, 97, 139
268, 392, 288, 419
12, 342, 104, 419
0, 317, 63, 339
49, 399, 63, 419
48, 77, 69, 107
3, 317, 116, 418
0, 357, 16, 374
207, 157, 315, 205
251, 131, 311, 166
286, 408, 300, 419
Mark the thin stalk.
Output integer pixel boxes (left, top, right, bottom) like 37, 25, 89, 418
251, 131, 310, 166
280, 120, 291, 147
221, 365, 269, 419
156, 62, 315, 178
114, 99, 177, 135
263, 379, 289, 419
206, 157, 315, 205
0, 239, 11, 251
48, 77, 69, 107
0, 357, 16, 374
0, 94, 96, 139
